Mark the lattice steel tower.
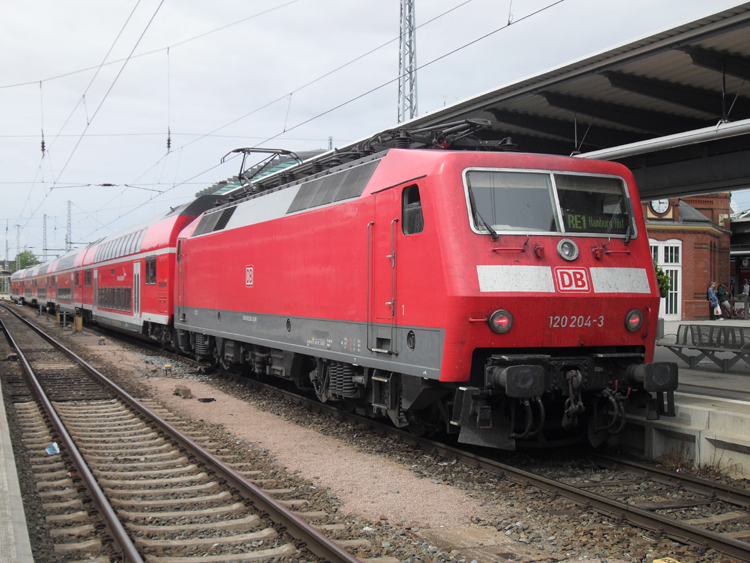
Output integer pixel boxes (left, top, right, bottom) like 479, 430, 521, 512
397, 0, 418, 123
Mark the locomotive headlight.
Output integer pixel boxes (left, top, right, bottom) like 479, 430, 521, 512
489, 309, 513, 334
557, 238, 579, 261
625, 309, 643, 332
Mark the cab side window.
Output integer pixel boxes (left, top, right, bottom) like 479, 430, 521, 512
402, 185, 424, 235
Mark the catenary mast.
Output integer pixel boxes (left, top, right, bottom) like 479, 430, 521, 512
397, 0, 418, 123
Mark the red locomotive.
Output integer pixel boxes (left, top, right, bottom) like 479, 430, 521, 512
12, 143, 677, 449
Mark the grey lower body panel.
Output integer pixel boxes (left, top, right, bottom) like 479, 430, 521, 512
175, 307, 444, 380
94, 314, 142, 334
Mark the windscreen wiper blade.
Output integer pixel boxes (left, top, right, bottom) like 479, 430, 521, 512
624, 198, 634, 244
467, 181, 499, 241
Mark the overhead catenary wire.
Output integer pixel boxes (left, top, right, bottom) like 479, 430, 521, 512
258, 0, 566, 146
66, 1, 478, 241
47, 0, 142, 154
174, 0, 475, 151
73, 0, 567, 246
15, 0, 161, 243
22, 0, 565, 249
52, 0, 165, 188
15, 0, 144, 239
0, 0, 302, 91
12, 0, 314, 250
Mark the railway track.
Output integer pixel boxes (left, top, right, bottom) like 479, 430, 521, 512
9, 304, 750, 561
0, 305, 393, 563
139, 341, 750, 561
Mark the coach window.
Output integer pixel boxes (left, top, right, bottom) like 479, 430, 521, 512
74, 271, 79, 286
145, 255, 157, 285
402, 185, 424, 235
124, 233, 134, 255
85, 269, 92, 287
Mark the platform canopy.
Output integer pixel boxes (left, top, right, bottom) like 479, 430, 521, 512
220, 3, 750, 204
381, 1, 750, 201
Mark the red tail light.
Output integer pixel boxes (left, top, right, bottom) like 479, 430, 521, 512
489, 310, 513, 334
625, 309, 643, 332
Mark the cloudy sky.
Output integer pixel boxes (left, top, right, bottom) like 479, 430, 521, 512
1, 0, 746, 260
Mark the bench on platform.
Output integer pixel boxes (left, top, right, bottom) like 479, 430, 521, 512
658, 324, 750, 373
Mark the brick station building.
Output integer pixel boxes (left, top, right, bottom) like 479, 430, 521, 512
643, 193, 731, 321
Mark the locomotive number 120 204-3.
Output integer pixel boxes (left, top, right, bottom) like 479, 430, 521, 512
549, 315, 604, 328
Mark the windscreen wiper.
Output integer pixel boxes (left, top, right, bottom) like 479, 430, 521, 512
466, 179, 499, 241
624, 199, 634, 244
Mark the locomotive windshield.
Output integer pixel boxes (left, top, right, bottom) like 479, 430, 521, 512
465, 170, 632, 237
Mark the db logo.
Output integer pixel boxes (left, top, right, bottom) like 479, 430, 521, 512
245, 266, 254, 287
555, 268, 590, 292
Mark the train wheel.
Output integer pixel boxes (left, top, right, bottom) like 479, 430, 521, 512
311, 366, 331, 403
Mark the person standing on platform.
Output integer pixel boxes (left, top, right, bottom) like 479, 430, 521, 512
718, 283, 732, 319
708, 281, 722, 320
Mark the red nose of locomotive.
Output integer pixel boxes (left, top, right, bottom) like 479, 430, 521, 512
446, 162, 677, 449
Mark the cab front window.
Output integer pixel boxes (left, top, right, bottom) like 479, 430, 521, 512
554, 174, 629, 235
464, 169, 634, 238
466, 171, 557, 233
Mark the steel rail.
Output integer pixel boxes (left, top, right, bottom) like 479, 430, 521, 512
1, 305, 362, 563
0, 316, 145, 563
591, 454, 750, 509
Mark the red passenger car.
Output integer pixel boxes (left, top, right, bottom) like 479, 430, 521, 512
14, 196, 222, 345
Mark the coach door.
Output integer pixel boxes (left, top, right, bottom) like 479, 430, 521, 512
369, 188, 398, 354
133, 260, 141, 321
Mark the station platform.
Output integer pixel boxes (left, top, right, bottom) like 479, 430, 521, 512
0, 378, 34, 562
623, 319, 750, 478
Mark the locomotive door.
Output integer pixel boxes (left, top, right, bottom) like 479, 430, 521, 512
369, 188, 398, 354
176, 239, 186, 323
133, 260, 141, 320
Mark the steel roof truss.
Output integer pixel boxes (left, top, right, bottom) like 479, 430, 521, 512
541, 92, 709, 136
486, 108, 649, 149
604, 71, 750, 118
681, 45, 750, 80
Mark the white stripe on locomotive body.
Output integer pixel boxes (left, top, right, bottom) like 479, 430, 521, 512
477, 265, 651, 294
477, 265, 555, 293
223, 185, 302, 231
590, 267, 651, 294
